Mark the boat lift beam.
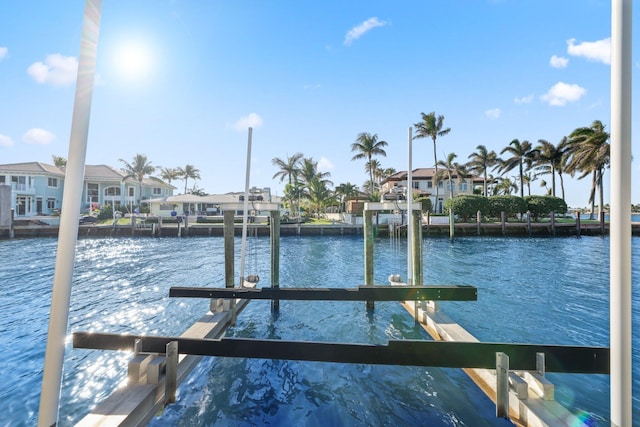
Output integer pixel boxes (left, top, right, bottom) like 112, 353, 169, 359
169, 285, 477, 301
73, 332, 609, 374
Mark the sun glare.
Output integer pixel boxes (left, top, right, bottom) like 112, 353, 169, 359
113, 41, 153, 80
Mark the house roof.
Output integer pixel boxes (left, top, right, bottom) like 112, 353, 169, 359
0, 162, 175, 188
0, 162, 65, 176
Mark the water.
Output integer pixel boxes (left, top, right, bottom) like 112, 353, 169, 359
0, 235, 638, 426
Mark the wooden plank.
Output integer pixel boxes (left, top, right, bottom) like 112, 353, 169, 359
73, 333, 609, 374
169, 285, 478, 301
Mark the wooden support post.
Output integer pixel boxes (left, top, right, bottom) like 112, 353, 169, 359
412, 210, 422, 286
219, 210, 235, 315
158, 216, 163, 237
526, 210, 532, 236
476, 210, 481, 235
270, 210, 280, 311
165, 341, 178, 405
496, 352, 509, 418
501, 211, 506, 236
551, 210, 556, 236
575, 211, 581, 236
364, 210, 374, 310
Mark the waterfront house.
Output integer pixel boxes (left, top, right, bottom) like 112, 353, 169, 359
145, 187, 284, 220
0, 162, 174, 217
380, 168, 483, 214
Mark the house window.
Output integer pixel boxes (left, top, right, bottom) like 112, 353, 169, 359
47, 198, 56, 209
129, 187, 135, 197
153, 187, 162, 195
0, 176, 5, 184
438, 181, 443, 188
87, 183, 99, 204
413, 181, 419, 189
427, 181, 433, 188
458, 181, 468, 192
104, 186, 121, 196
48, 177, 58, 188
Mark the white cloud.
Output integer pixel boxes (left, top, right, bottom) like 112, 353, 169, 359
27, 54, 78, 86
567, 37, 610, 64
485, 108, 501, 119
549, 55, 568, 68
514, 94, 534, 104
344, 17, 387, 46
22, 128, 56, 145
0, 134, 14, 147
317, 156, 334, 172
233, 113, 263, 131
0, 47, 7, 61
540, 82, 586, 106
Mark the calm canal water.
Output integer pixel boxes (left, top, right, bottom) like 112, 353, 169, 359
0, 235, 638, 426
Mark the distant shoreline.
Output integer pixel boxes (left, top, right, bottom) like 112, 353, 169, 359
3, 220, 640, 239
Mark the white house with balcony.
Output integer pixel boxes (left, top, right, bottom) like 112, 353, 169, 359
0, 162, 174, 217
380, 168, 482, 214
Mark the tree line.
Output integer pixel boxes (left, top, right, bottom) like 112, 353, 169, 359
272, 112, 610, 219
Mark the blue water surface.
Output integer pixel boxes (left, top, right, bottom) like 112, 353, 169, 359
0, 235, 638, 426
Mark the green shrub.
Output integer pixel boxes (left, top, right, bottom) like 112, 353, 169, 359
444, 195, 490, 222
525, 196, 568, 220
97, 204, 113, 221
488, 195, 527, 218
414, 196, 433, 213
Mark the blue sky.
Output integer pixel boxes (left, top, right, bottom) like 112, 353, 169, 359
0, 0, 637, 208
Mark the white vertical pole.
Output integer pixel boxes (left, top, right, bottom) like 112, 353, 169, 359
239, 127, 252, 288
38, 1, 102, 426
610, 0, 632, 425
407, 127, 413, 286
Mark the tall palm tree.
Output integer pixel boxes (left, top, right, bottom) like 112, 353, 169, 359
272, 152, 304, 215
272, 152, 303, 186
119, 154, 156, 204
366, 159, 382, 188
413, 112, 451, 212
467, 145, 497, 197
565, 120, 610, 219
498, 139, 535, 199
521, 172, 537, 196
533, 139, 568, 198
158, 167, 180, 185
434, 153, 467, 200
350, 132, 388, 195
178, 164, 201, 194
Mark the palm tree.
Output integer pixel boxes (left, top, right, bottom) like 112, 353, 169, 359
272, 153, 303, 186
521, 172, 537, 196
494, 177, 518, 195
434, 153, 468, 200
272, 152, 304, 215
51, 155, 67, 168
304, 176, 333, 218
498, 139, 535, 199
158, 167, 180, 185
366, 159, 382, 188
565, 120, 610, 219
178, 164, 201, 194
350, 132, 388, 195
533, 139, 568, 198
334, 182, 359, 213
299, 157, 332, 188
119, 154, 156, 204
467, 145, 497, 197
413, 112, 451, 212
